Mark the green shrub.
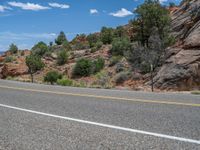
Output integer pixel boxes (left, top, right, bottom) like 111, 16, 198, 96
114, 26, 126, 38
72, 58, 93, 77
94, 71, 110, 88
91, 47, 98, 53
73, 81, 87, 87
90, 41, 103, 53
109, 56, 122, 67
191, 91, 200, 95
95, 41, 103, 49
57, 50, 69, 66
164, 35, 176, 47
6, 76, 14, 80
62, 41, 72, 51
73, 43, 89, 50
111, 37, 131, 56
57, 77, 73, 86
92, 57, 105, 74
32, 41, 49, 57
140, 61, 151, 74
101, 27, 114, 44
73, 57, 105, 77
4, 56, 14, 63
87, 34, 99, 48
44, 71, 62, 85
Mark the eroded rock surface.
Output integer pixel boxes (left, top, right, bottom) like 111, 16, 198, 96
154, 0, 200, 90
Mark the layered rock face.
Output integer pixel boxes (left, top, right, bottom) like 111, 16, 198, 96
154, 0, 200, 90
0, 52, 29, 78
1, 63, 28, 78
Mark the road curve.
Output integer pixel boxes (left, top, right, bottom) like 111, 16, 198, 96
0, 79, 200, 149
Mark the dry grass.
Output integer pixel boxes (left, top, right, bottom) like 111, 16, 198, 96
191, 91, 200, 95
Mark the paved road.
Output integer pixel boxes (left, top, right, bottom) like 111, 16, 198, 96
0, 79, 199, 149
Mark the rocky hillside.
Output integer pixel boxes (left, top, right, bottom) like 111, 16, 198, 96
0, 0, 199, 91
153, 0, 200, 90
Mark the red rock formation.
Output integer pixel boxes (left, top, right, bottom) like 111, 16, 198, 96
1, 63, 28, 78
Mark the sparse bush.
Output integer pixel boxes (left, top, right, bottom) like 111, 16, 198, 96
6, 76, 14, 80
44, 51, 52, 57
72, 58, 93, 77
57, 50, 69, 66
44, 71, 62, 85
114, 72, 131, 84
164, 35, 176, 47
73, 81, 87, 87
92, 57, 105, 74
94, 71, 110, 88
140, 61, 151, 74
91, 47, 98, 53
91, 41, 103, 53
191, 91, 200, 95
115, 63, 125, 73
4, 56, 14, 63
73, 42, 89, 50
95, 41, 103, 49
57, 77, 73, 86
87, 34, 99, 48
109, 56, 122, 67
63, 41, 71, 51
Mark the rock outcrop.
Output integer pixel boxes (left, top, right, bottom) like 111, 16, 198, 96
154, 0, 200, 90
1, 62, 28, 78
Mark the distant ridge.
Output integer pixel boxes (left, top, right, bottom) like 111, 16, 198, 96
0, 52, 5, 56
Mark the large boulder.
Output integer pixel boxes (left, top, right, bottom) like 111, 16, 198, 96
0, 56, 4, 62
1, 63, 28, 78
153, 0, 200, 90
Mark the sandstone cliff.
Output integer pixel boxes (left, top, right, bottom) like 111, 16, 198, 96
153, 0, 200, 90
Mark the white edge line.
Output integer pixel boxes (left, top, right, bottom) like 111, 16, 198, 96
0, 103, 200, 145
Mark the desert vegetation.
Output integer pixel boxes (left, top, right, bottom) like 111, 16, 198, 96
1, 0, 199, 91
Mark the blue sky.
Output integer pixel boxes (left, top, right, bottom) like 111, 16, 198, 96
0, 0, 181, 51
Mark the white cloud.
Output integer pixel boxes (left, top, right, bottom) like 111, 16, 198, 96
48, 3, 70, 9
0, 32, 57, 50
0, 5, 12, 12
8, 1, 50, 11
159, 0, 168, 4
0, 32, 57, 40
109, 8, 133, 17
90, 9, 98, 14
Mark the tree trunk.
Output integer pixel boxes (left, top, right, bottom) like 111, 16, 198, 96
150, 64, 154, 92
31, 73, 34, 83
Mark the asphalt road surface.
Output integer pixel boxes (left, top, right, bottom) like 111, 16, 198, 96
0, 79, 200, 150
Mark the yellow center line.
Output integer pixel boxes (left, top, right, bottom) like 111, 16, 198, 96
0, 85, 200, 107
